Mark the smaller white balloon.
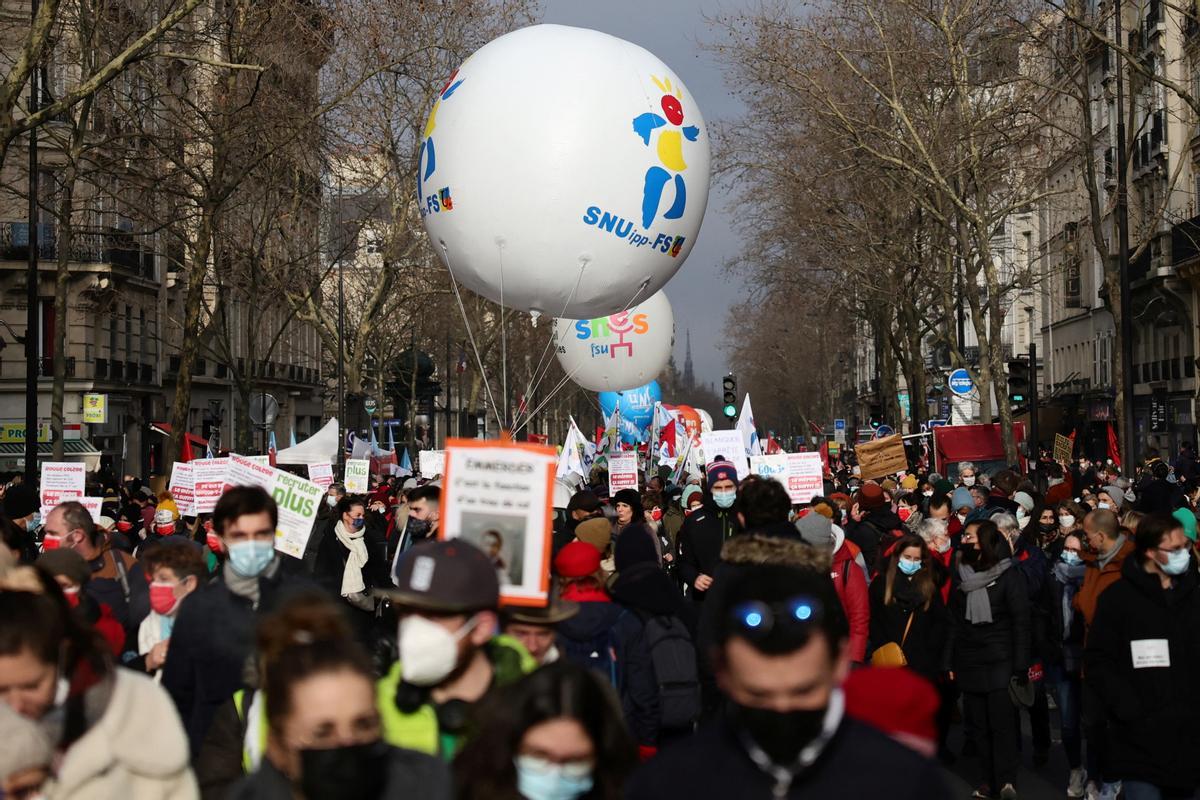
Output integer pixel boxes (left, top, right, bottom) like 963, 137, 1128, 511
554, 291, 674, 392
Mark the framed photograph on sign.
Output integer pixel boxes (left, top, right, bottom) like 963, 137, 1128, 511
439, 438, 556, 606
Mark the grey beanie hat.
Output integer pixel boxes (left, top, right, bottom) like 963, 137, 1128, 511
1102, 485, 1126, 507
795, 512, 834, 549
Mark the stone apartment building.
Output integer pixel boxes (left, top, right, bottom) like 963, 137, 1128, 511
0, 0, 328, 477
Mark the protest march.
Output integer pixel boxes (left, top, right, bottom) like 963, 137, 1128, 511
5, 7, 1200, 800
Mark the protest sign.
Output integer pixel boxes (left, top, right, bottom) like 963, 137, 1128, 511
440, 438, 556, 607
749, 453, 788, 481
80, 497, 102, 524
608, 453, 639, 495
344, 459, 370, 493
855, 434, 908, 480
787, 452, 825, 504
169, 463, 195, 517
245, 455, 271, 466
700, 430, 750, 479
1054, 433, 1073, 464
307, 462, 334, 489
193, 458, 230, 514
39, 462, 85, 515
419, 450, 445, 478
223, 454, 324, 559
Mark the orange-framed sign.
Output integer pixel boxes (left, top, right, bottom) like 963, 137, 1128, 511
438, 438, 557, 607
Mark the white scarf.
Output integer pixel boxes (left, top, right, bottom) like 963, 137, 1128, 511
334, 519, 368, 597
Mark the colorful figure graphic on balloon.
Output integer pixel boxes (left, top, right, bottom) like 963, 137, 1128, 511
418, 69, 465, 211
632, 75, 701, 229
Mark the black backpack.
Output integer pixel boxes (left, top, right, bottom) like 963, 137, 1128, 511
641, 615, 701, 730
561, 614, 625, 688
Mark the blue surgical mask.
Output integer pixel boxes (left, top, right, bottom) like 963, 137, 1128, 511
712, 490, 737, 509
351, 517, 365, 531
898, 559, 922, 576
227, 539, 276, 578
514, 756, 594, 800
1061, 551, 1083, 566
1161, 548, 1191, 576
26, 512, 42, 532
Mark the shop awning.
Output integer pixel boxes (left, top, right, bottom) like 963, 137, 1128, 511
0, 439, 101, 457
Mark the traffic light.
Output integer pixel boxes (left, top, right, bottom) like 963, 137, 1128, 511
869, 404, 883, 429
722, 374, 737, 420
1008, 359, 1030, 404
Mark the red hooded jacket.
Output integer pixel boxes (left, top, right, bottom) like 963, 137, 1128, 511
831, 540, 869, 662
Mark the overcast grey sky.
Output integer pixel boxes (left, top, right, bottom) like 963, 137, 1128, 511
541, 0, 744, 391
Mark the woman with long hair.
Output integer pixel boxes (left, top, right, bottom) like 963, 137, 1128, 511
0, 564, 197, 797
947, 520, 1032, 800
454, 661, 636, 800
229, 592, 449, 800
869, 535, 949, 679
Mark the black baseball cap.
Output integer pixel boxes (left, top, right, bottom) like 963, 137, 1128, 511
380, 539, 499, 613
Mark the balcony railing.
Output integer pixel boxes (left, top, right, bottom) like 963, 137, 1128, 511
0, 222, 156, 280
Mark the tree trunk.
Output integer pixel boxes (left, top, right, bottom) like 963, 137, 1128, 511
51, 169, 76, 461
167, 210, 214, 468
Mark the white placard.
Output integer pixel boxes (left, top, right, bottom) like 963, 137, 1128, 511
750, 453, 789, 480
80, 497, 102, 524
700, 430, 750, 480
39, 462, 86, 515
344, 459, 370, 493
193, 458, 230, 514
169, 463, 195, 517
223, 453, 323, 559
608, 453, 639, 496
307, 462, 334, 489
1130, 639, 1171, 669
419, 450, 445, 478
441, 439, 556, 607
245, 455, 271, 466
786, 452, 825, 505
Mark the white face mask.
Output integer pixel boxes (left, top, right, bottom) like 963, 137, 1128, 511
961, 475, 976, 487
1016, 511, 1029, 526
934, 537, 952, 554
957, 512, 968, 524
397, 614, 478, 686
1097, 502, 1111, 510
1059, 515, 1075, 529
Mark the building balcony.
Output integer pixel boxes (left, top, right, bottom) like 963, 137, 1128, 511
0, 222, 157, 281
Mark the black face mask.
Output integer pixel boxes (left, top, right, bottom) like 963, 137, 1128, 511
961, 547, 981, 566
1038, 522, 1057, 534
405, 518, 431, 540
730, 702, 827, 765
299, 741, 388, 800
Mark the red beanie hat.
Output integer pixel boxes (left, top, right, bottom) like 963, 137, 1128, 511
844, 667, 939, 756
857, 482, 886, 511
553, 541, 602, 579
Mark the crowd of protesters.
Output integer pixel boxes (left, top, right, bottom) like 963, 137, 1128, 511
0, 440, 1198, 799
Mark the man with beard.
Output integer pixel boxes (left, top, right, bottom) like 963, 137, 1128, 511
626, 562, 950, 799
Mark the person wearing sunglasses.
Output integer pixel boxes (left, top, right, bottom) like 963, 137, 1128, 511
626, 563, 951, 799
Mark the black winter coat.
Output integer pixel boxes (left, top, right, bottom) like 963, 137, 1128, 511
844, 508, 904, 573
945, 563, 1032, 692
1008, 537, 1054, 663
868, 573, 949, 680
1084, 555, 1200, 791
161, 557, 314, 754
228, 745, 450, 800
626, 715, 952, 800
1135, 479, 1186, 514
676, 499, 741, 602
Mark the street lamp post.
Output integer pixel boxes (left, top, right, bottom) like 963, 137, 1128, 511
24, 0, 41, 484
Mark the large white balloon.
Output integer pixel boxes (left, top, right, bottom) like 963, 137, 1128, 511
418, 24, 710, 319
553, 291, 674, 392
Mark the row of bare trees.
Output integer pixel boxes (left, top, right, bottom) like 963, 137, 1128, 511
714, 0, 1200, 465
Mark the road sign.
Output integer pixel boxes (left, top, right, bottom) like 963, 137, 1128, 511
364, 397, 378, 414
928, 419, 948, 428
834, 429, 846, 444
834, 418, 846, 431
874, 424, 894, 439
947, 368, 974, 397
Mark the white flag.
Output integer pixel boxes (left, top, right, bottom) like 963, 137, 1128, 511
556, 420, 587, 481
736, 394, 761, 457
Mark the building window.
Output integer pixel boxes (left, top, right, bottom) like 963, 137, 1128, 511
124, 305, 133, 359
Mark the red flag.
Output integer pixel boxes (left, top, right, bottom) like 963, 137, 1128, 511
1107, 422, 1121, 468
808, 419, 824, 437
820, 441, 830, 474
660, 419, 677, 457
765, 435, 782, 455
